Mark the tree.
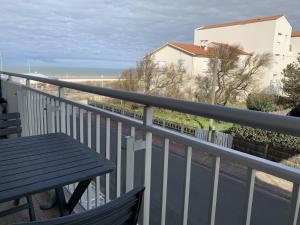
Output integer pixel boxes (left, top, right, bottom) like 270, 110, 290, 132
160, 61, 185, 98
136, 54, 160, 95
116, 68, 140, 92
282, 57, 300, 107
135, 55, 185, 97
195, 45, 271, 105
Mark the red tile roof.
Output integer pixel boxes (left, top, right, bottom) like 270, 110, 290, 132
168, 42, 215, 56
168, 42, 250, 57
211, 42, 251, 55
292, 31, 300, 37
199, 15, 283, 30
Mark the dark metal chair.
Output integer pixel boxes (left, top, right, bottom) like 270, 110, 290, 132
0, 112, 22, 138
0, 112, 36, 221
13, 187, 144, 225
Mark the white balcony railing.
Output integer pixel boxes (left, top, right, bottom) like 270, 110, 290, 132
1, 72, 300, 225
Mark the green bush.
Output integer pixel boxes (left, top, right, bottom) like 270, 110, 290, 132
246, 92, 275, 112
229, 125, 300, 151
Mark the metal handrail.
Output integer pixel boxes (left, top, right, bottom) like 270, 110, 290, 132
3, 75, 300, 225
1, 71, 300, 136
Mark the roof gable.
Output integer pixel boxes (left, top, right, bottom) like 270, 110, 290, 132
198, 15, 283, 30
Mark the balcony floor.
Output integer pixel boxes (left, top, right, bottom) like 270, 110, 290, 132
0, 192, 60, 225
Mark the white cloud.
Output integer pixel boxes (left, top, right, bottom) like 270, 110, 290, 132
0, 0, 299, 68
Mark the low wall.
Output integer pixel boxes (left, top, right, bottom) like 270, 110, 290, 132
233, 137, 300, 168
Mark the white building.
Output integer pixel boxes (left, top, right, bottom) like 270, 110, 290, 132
150, 15, 300, 94
150, 42, 249, 94
291, 31, 300, 59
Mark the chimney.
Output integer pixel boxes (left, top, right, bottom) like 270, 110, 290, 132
200, 40, 208, 50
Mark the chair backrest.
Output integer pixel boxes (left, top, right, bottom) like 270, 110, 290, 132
15, 187, 144, 225
0, 112, 22, 137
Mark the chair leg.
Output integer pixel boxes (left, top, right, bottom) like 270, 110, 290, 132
26, 196, 36, 221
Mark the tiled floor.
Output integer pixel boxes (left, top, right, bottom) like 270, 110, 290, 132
0, 192, 60, 225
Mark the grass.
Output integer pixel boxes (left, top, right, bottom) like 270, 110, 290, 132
98, 100, 233, 132
154, 109, 233, 132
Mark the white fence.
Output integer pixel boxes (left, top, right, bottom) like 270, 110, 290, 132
195, 128, 233, 148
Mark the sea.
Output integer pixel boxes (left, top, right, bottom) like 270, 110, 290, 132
2, 66, 123, 78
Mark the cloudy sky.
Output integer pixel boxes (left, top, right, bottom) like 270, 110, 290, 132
0, 0, 299, 69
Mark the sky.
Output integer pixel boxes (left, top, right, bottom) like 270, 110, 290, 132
0, 0, 299, 69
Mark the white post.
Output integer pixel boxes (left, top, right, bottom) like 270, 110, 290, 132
125, 136, 135, 192
143, 106, 153, 225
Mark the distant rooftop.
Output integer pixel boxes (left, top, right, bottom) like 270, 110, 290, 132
292, 31, 300, 37
198, 15, 283, 30
167, 42, 250, 57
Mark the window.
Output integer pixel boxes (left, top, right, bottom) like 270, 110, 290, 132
290, 45, 292, 52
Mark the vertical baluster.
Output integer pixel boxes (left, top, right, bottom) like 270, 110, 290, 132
116, 121, 122, 197
60, 101, 66, 134
161, 138, 170, 225
55, 100, 60, 133
72, 106, 77, 140
40, 94, 44, 134
38, 93, 43, 134
32, 92, 37, 135
182, 146, 192, 225
16, 90, 22, 134
126, 136, 134, 192
208, 156, 220, 225
66, 104, 71, 136
131, 126, 135, 138
50, 98, 55, 133
143, 106, 153, 225
95, 114, 101, 207
17, 91, 22, 135
43, 96, 48, 134
87, 111, 92, 209
80, 108, 84, 144
28, 90, 33, 136
36, 93, 40, 134
288, 183, 300, 225
37, 93, 42, 135
242, 168, 256, 225
72, 106, 77, 192
105, 117, 111, 203
25, 80, 30, 136
79, 108, 85, 206
23, 89, 28, 136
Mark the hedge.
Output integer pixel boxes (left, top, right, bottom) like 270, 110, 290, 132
229, 125, 300, 152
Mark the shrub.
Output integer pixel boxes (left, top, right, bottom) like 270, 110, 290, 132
246, 92, 275, 112
229, 125, 300, 151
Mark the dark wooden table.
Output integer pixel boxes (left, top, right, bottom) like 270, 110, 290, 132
0, 133, 114, 219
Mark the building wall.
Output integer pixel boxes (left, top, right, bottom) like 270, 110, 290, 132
268, 17, 292, 92
194, 20, 277, 54
194, 16, 293, 92
151, 45, 212, 95
291, 36, 300, 62
151, 45, 209, 76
